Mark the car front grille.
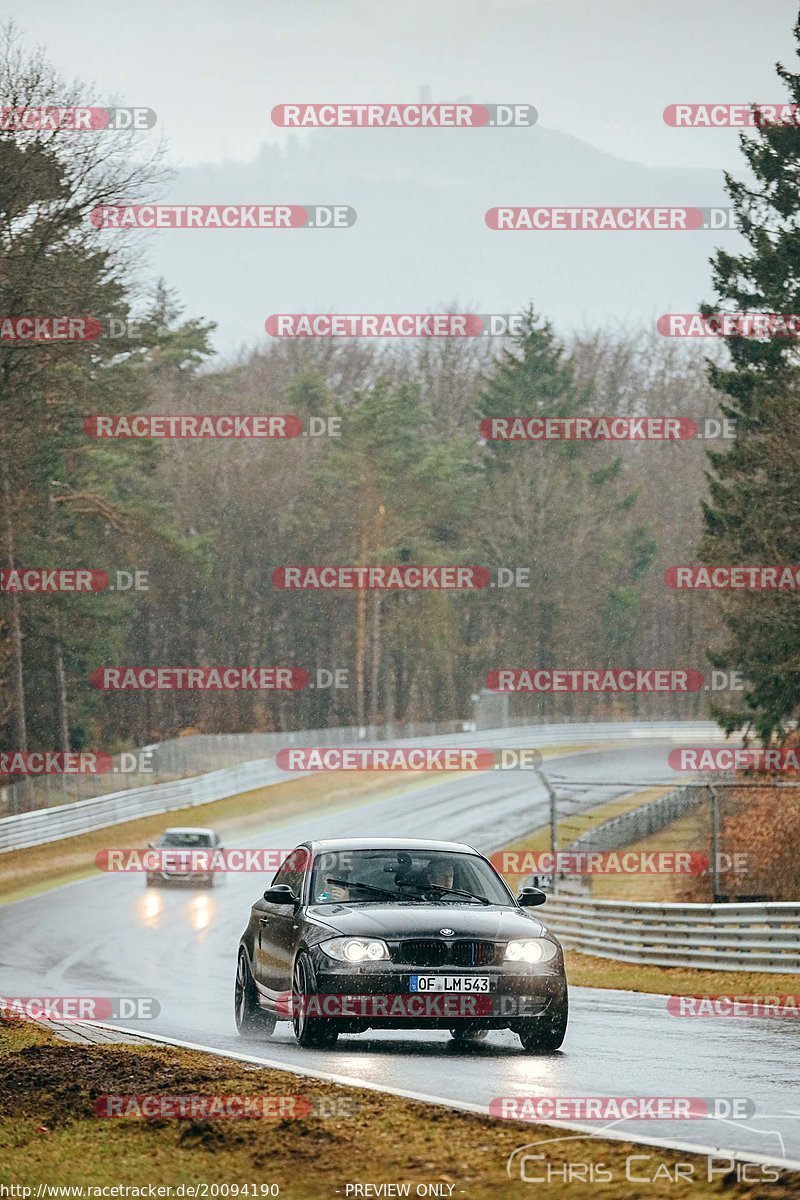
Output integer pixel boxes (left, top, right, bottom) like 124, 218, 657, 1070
396, 939, 498, 967
450, 939, 496, 967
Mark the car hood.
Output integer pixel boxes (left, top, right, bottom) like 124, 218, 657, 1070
306, 903, 553, 941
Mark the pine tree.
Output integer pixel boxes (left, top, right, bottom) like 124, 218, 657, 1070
475, 311, 655, 718
699, 14, 800, 741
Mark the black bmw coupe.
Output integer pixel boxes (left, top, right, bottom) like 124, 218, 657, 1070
235, 837, 568, 1052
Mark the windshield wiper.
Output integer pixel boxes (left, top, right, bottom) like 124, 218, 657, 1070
323, 876, 404, 901
403, 883, 491, 905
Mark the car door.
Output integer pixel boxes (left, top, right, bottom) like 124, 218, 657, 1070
257, 849, 307, 1001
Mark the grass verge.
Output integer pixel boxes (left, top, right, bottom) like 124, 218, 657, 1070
563, 950, 800, 996
0, 1016, 795, 1199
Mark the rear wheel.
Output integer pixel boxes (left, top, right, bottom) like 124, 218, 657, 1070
234, 949, 276, 1038
517, 993, 568, 1052
292, 954, 339, 1049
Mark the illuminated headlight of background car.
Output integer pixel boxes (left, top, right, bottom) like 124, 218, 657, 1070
504, 939, 558, 964
319, 937, 390, 963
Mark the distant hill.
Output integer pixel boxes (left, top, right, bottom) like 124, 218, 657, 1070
144, 124, 737, 358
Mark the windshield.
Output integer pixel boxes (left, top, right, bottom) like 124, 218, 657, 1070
158, 831, 214, 848
309, 849, 513, 906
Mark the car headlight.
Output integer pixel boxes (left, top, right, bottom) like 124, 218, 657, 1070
319, 937, 390, 963
504, 939, 557, 964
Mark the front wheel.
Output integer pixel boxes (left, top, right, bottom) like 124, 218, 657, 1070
234, 949, 276, 1038
517, 993, 568, 1053
292, 954, 339, 1049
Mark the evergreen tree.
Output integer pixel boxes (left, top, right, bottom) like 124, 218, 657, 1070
699, 15, 800, 741
475, 311, 655, 718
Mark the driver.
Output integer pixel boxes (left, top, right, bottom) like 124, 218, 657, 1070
320, 876, 350, 902
423, 859, 455, 890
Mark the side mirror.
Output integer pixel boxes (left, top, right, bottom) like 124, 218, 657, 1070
518, 887, 547, 907
264, 883, 297, 905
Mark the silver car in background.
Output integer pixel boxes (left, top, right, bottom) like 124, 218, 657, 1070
145, 826, 223, 888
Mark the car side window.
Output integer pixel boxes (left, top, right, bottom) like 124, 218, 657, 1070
270, 848, 307, 900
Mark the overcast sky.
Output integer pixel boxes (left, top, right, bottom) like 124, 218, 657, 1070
12, 0, 800, 354
16, 0, 800, 170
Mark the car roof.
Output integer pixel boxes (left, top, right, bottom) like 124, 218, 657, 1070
304, 837, 479, 854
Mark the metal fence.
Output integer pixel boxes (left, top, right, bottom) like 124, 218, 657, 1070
471, 686, 718, 728
567, 784, 706, 854
548, 785, 704, 896
1, 718, 730, 820
0, 720, 726, 853
0, 721, 464, 850
0, 721, 468, 819
0, 759, 269, 854
541, 895, 800, 973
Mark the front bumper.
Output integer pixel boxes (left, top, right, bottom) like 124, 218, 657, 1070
301, 953, 566, 1030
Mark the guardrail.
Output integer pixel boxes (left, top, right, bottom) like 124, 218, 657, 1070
0, 721, 470, 818
0, 759, 280, 854
541, 895, 800, 973
0, 720, 727, 855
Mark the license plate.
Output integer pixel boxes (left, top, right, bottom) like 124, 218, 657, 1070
410, 975, 490, 993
